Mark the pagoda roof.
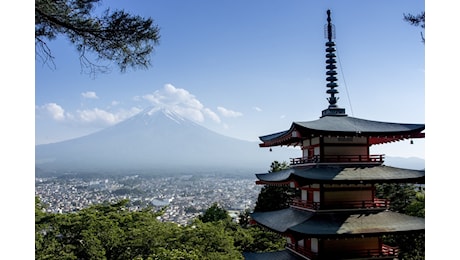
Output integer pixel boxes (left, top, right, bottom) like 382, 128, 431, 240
255, 165, 425, 184
251, 208, 314, 233
259, 115, 425, 147
251, 208, 424, 237
289, 210, 425, 237
243, 250, 305, 260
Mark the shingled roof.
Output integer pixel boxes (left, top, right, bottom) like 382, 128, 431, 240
251, 208, 424, 237
251, 208, 314, 233
289, 210, 425, 237
255, 165, 425, 184
259, 115, 425, 147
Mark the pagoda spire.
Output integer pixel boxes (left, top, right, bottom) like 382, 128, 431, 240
321, 9, 347, 117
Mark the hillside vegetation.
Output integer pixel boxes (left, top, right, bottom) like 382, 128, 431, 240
35, 199, 284, 260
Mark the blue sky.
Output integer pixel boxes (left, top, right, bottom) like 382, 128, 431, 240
34, 0, 426, 159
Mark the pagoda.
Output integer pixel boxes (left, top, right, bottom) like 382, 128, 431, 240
244, 10, 425, 260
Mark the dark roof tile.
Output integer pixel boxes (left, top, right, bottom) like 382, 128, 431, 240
256, 165, 425, 183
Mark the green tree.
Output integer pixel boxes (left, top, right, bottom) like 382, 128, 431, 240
242, 226, 286, 252
254, 186, 294, 212
35, 198, 246, 259
198, 202, 231, 223
36, 196, 288, 259
405, 191, 425, 218
35, 0, 161, 76
269, 160, 289, 172
238, 208, 251, 228
376, 183, 418, 214
254, 160, 294, 212
185, 220, 244, 260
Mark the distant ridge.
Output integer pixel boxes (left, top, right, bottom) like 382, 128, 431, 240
36, 107, 425, 175
384, 156, 425, 171
35, 107, 299, 175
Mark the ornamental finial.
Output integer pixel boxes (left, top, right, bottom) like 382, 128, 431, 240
326, 9, 333, 42
321, 9, 347, 117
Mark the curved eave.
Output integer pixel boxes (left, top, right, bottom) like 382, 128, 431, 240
259, 116, 425, 147
250, 208, 314, 233
259, 128, 299, 148
256, 166, 425, 184
369, 132, 425, 145
256, 169, 295, 182
251, 209, 424, 237
288, 211, 425, 237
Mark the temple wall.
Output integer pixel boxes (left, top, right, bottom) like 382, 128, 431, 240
311, 137, 320, 145
323, 190, 372, 203
323, 237, 379, 253
323, 136, 367, 144
323, 146, 367, 156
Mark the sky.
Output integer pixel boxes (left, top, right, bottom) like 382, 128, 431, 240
34, 0, 426, 160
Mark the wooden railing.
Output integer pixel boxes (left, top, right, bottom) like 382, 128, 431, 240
287, 243, 399, 259
382, 244, 400, 256
291, 199, 320, 210
290, 154, 385, 165
291, 198, 390, 210
286, 243, 317, 259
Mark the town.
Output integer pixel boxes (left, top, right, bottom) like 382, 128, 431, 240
35, 173, 262, 226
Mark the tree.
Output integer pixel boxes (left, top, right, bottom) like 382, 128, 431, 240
254, 160, 295, 212
269, 160, 289, 172
199, 202, 231, 223
405, 190, 425, 218
35, 0, 161, 76
237, 226, 285, 253
403, 11, 425, 43
375, 183, 418, 214
238, 208, 252, 228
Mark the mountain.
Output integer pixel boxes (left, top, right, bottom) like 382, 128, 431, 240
35, 108, 299, 175
383, 156, 425, 170
35, 107, 425, 175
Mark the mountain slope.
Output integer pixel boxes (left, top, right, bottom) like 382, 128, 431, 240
36, 108, 298, 174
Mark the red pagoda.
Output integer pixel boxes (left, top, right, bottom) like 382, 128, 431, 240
244, 10, 425, 260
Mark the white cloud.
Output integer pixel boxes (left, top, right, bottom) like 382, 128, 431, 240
203, 108, 221, 123
37, 84, 225, 131
75, 107, 141, 126
77, 108, 116, 124
143, 84, 221, 123
253, 106, 263, 112
81, 91, 98, 99
217, 106, 243, 118
37, 102, 141, 127
39, 103, 66, 121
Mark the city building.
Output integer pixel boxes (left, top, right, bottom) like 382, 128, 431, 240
244, 10, 425, 260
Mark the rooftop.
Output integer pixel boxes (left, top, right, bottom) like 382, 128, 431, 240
251, 208, 424, 237
255, 165, 425, 184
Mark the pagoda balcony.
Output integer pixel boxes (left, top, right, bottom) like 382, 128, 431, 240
287, 243, 399, 259
290, 154, 384, 166
291, 198, 390, 211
